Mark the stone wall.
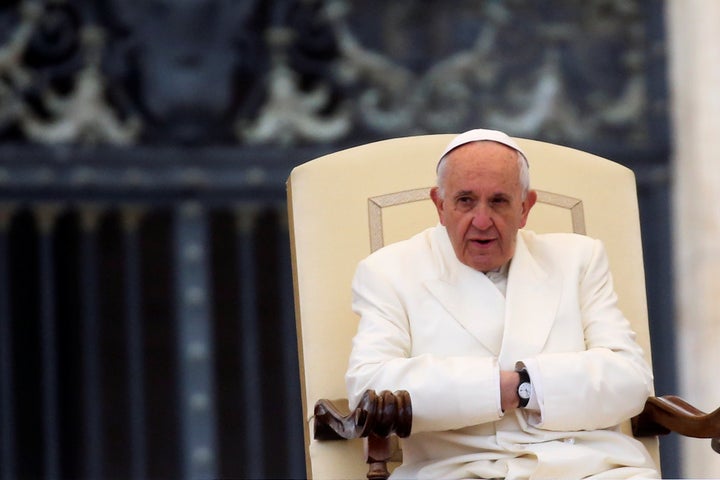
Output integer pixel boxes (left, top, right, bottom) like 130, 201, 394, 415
667, 0, 720, 477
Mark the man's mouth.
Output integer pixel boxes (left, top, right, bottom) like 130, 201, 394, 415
473, 238, 495, 246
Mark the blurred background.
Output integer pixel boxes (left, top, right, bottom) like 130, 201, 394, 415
0, 0, 717, 478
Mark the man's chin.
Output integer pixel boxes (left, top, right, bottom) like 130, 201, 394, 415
465, 257, 503, 273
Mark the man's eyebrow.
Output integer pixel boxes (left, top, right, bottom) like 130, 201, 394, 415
452, 190, 474, 199
491, 192, 512, 199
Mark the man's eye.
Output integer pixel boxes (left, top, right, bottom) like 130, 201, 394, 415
454, 197, 474, 210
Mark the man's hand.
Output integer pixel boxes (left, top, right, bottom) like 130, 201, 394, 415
500, 370, 521, 412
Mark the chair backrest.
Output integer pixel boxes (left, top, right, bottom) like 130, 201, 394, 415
287, 134, 659, 479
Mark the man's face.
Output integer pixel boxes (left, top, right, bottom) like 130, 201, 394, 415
430, 141, 537, 272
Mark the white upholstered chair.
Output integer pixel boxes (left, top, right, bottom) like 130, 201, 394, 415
287, 135, 718, 479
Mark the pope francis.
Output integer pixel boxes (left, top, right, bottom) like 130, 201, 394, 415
345, 129, 659, 479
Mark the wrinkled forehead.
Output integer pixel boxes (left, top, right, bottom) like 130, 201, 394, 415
444, 144, 523, 186
442, 141, 521, 173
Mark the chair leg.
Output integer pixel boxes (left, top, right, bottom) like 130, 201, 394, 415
366, 461, 390, 480
365, 434, 391, 480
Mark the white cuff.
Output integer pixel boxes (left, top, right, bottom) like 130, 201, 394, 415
493, 363, 505, 416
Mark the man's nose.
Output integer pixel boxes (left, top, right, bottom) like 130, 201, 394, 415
471, 204, 493, 230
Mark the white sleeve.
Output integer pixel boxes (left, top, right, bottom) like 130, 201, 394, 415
346, 259, 504, 433
518, 239, 653, 431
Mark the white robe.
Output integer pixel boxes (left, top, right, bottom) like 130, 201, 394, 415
346, 226, 658, 479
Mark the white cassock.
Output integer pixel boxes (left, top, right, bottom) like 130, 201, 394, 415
346, 225, 659, 479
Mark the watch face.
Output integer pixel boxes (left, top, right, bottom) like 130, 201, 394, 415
518, 382, 532, 400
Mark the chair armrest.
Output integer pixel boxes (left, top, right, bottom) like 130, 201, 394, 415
314, 391, 720, 447
313, 389, 412, 441
632, 395, 720, 453
313, 390, 412, 480
312, 390, 720, 480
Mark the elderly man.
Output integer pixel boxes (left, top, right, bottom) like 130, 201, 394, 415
345, 129, 659, 479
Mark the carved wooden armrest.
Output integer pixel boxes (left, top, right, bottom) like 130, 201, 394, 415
313, 390, 412, 479
632, 395, 720, 454
314, 389, 412, 440
313, 391, 720, 480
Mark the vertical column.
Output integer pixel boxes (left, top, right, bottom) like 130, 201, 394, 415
175, 202, 218, 480
37, 206, 60, 480
235, 205, 264, 478
123, 207, 147, 480
0, 205, 15, 480
667, 1, 720, 477
79, 207, 103, 479
274, 207, 305, 477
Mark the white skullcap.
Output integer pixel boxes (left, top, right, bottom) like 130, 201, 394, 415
437, 129, 528, 171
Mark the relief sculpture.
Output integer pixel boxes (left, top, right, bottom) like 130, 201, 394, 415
0, 0, 659, 148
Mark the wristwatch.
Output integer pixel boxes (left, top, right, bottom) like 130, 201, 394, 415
517, 368, 531, 408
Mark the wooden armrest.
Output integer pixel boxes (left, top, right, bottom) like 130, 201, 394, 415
632, 395, 720, 453
313, 390, 412, 480
312, 391, 720, 479
313, 389, 412, 441
315, 391, 720, 445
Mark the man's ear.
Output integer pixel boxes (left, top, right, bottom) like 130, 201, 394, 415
519, 189, 537, 228
430, 187, 446, 225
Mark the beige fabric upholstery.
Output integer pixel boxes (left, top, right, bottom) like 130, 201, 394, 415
288, 134, 659, 479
